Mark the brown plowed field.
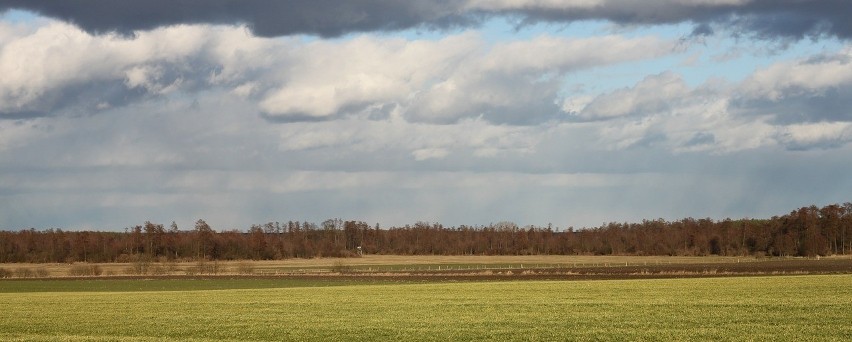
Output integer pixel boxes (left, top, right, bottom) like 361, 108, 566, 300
9, 257, 846, 282
342, 257, 852, 281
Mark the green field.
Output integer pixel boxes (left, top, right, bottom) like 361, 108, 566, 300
1, 275, 850, 341
0, 278, 410, 293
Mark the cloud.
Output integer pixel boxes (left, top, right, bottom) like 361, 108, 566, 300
0, 117, 53, 151
256, 33, 483, 121
0, 18, 675, 124
402, 35, 674, 124
7, 16, 849, 159
739, 48, 852, 101
726, 0, 852, 40
4, 0, 852, 40
576, 72, 692, 120
578, 58, 852, 153
277, 117, 541, 161
412, 148, 450, 161
469, 0, 852, 40
776, 121, 852, 150
256, 33, 674, 124
570, 72, 766, 153
3, 2, 852, 231
0, 1, 470, 38
734, 47, 852, 124
3, 67, 852, 229
0, 20, 220, 118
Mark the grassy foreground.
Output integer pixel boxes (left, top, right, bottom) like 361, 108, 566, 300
1, 275, 850, 341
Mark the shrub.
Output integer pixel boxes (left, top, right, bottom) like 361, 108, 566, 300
35, 268, 50, 278
185, 266, 199, 276
150, 265, 167, 276
129, 255, 151, 275
68, 264, 104, 277
90, 265, 103, 276
207, 261, 221, 275
0, 267, 11, 278
165, 261, 179, 273
331, 260, 352, 274
183, 260, 221, 276
115, 254, 132, 263
68, 264, 86, 276
14, 267, 34, 278
235, 262, 255, 275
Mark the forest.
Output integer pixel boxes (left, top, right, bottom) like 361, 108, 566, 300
1, 203, 850, 263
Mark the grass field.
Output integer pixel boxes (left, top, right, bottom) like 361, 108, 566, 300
0, 278, 409, 293
1, 274, 850, 341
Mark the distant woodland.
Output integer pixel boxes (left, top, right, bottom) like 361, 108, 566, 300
1, 204, 850, 263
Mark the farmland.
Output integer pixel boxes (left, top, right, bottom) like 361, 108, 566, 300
2, 255, 850, 279
1, 274, 850, 341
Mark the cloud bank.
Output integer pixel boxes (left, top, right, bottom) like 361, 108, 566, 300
1, 3, 851, 230
2, 0, 852, 40
0, 20, 673, 124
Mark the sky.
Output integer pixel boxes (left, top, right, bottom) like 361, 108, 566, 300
1, 0, 851, 231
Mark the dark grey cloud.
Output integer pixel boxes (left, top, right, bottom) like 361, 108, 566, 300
733, 87, 852, 125
781, 135, 847, 151
0, 79, 145, 120
690, 23, 715, 37
0, 110, 45, 119
0, 64, 213, 120
45, 80, 149, 117
501, 0, 852, 40
728, 1, 852, 40
3, 0, 852, 39
685, 132, 716, 147
0, 0, 471, 37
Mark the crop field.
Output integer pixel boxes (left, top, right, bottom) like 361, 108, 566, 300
1, 274, 850, 341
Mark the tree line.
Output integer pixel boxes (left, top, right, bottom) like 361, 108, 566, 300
1, 203, 850, 263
